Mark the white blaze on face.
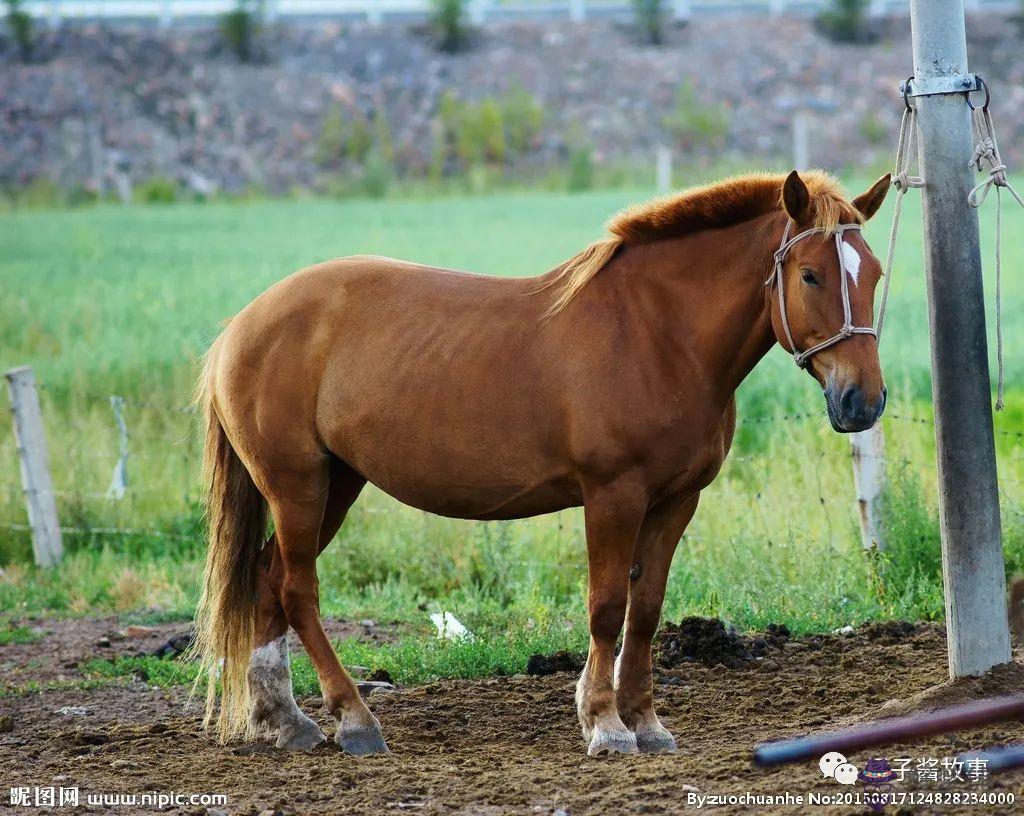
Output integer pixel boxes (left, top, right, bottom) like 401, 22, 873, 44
841, 239, 862, 287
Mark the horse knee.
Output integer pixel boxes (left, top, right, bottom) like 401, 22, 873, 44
626, 598, 662, 642
589, 595, 627, 643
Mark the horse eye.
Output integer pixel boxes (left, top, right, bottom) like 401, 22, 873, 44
801, 269, 819, 286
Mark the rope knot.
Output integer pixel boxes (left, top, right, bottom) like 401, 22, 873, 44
970, 137, 998, 171
892, 170, 924, 193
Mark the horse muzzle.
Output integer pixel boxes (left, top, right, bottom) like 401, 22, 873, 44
825, 384, 887, 433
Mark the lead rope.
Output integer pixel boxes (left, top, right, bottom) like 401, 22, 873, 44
967, 96, 1024, 411
876, 103, 925, 341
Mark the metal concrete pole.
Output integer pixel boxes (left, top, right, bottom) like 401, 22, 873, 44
908, 0, 1010, 676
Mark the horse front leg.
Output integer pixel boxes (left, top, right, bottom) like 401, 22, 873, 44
614, 492, 698, 753
577, 481, 647, 756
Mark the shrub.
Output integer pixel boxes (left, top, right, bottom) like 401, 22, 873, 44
135, 176, 178, 204
815, 0, 877, 44
315, 107, 374, 168
857, 111, 889, 146
220, 0, 261, 63
4, 0, 33, 63
372, 110, 394, 165
360, 150, 393, 199
477, 99, 505, 164
632, 0, 665, 45
662, 80, 729, 151
502, 86, 544, 154
17, 176, 60, 209
566, 145, 595, 193
431, 0, 468, 53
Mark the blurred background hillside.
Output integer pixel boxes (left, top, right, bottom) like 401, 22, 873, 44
3, 3, 1024, 205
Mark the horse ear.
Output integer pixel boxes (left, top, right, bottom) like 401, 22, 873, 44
852, 174, 892, 221
782, 170, 810, 221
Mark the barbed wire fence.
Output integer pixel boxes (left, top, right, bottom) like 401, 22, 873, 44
5, 364, 1024, 568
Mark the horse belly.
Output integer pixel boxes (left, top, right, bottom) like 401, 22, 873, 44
330, 428, 579, 519
368, 470, 581, 521
322, 404, 580, 521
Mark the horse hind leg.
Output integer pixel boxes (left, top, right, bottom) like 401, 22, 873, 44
247, 542, 324, 751
270, 463, 386, 754
247, 461, 367, 751
248, 633, 325, 750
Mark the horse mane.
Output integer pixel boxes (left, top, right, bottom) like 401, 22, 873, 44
543, 171, 862, 315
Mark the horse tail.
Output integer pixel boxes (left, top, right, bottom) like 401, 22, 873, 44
190, 332, 268, 742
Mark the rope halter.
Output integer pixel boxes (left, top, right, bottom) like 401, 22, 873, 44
765, 221, 876, 369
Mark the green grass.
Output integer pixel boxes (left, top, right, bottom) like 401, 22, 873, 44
2, 178, 1024, 682
0, 623, 41, 645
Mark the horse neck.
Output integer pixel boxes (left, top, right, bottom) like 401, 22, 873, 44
600, 212, 784, 402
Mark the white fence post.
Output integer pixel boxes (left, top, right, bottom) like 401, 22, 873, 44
469, 0, 489, 25
655, 144, 672, 194
850, 427, 885, 550
671, 0, 692, 21
106, 396, 129, 500
367, 0, 383, 26
569, 0, 586, 22
791, 109, 809, 171
5, 366, 62, 568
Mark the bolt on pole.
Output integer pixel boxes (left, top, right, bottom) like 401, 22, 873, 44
908, 0, 1010, 676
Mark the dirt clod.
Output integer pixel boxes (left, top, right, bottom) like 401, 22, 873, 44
367, 667, 394, 684
150, 628, 195, 659
861, 620, 918, 643
655, 616, 790, 670
526, 650, 585, 676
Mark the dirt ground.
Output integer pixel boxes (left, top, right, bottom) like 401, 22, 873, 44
3, 617, 1024, 815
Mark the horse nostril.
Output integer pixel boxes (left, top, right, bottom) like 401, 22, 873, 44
840, 385, 861, 418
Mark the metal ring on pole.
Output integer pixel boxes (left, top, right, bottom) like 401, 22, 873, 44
967, 74, 990, 112
902, 75, 914, 110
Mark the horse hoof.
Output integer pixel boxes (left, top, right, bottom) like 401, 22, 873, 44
276, 713, 326, 752
587, 728, 638, 757
336, 724, 390, 756
636, 727, 678, 754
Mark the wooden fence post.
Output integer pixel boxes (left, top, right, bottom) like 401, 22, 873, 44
850, 426, 885, 550
5, 366, 62, 568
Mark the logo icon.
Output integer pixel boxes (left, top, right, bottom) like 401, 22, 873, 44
858, 757, 897, 813
820, 752, 859, 786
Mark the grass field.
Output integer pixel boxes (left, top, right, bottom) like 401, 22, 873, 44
3, 176, 1024, 683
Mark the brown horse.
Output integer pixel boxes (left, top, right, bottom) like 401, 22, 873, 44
194, 170, 891, 757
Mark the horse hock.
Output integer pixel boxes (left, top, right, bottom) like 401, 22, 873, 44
247, 635, 326, 751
